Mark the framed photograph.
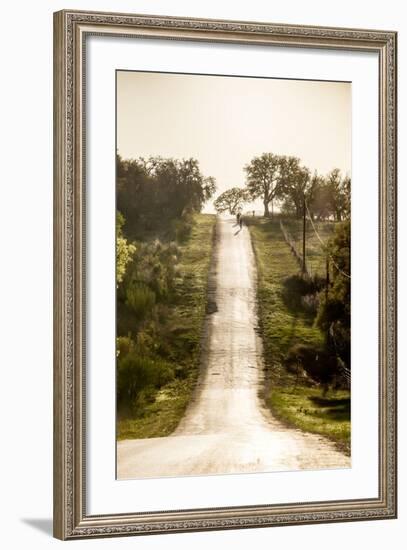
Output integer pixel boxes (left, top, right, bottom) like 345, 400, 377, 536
53, 9, 397, 540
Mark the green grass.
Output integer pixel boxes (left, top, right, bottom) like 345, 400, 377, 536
117, 379, 193, 440
247, 217, 324, 379
117, 213, 216, 440
281, 219, 336, 277
247, 217, 350, 453
269, 387, 350, 454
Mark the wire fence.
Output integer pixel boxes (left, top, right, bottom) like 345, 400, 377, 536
279, 220, 313, 278
329, 325, 351, 388
279, 209, 351, 388
279, 205, 350, 281
304, 200, 351, 280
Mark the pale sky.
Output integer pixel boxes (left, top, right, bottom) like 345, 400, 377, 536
117, 71, 351, 213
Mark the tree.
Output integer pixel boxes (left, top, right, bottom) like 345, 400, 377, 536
304, 172, 324, 220
325, 169, 350, 221
147, 157, 216, 217
244, 153, 285, 217
301, 170, 351, 221
213, 187, 248, 215
117, 155, 216, 237
341, 175, 351, 220
279, 157, 313, 219
307, 176, 332, 220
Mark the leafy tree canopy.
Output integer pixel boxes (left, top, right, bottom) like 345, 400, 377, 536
243, 152, 350, 221
213, 187, 248, 215
117, 155, 216, 238
244, 153, 284, 216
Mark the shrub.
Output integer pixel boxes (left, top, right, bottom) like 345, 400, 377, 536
171, 217, 193, 242
284, 343, 337, 388
116, 336, 134, 358
117, 352, 175, 407
316, 221, 350, 370
116, 211, 136, 284
282, 274, 325, 311
125, 282, 156, 318
301, 293, 320, 312
123, 240, 181, 302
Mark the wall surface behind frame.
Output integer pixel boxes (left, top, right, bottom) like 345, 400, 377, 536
0, 0, 405, 548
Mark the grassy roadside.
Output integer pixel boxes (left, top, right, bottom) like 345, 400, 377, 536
247, 217, 350, 454
281, 219, 336, 277
268, 388, 350, 454
117, 213, 216, 440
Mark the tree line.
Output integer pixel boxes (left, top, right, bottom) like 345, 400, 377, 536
214, 153, 350, 221
117, 154, 216, 239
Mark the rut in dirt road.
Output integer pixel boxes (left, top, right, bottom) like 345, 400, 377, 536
117, 217, 350, 479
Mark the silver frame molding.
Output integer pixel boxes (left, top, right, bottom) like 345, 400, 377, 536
53, 9, 397, 540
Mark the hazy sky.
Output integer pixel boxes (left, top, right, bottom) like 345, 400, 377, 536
117, 71, 351, 213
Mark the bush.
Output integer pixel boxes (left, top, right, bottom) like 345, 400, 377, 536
125, 282, 156, 318
282, 274, 325, 311
117, 352, 175, 408
116, 211, 136, 284
171, 217, 193, 242
124, 240, 181, 301
316, 221, 350, 370
284, 343, 337, 388
301, 293, 320, 312
116, 336, 134, 358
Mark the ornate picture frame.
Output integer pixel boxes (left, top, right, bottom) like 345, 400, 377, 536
53, 9, 397, 540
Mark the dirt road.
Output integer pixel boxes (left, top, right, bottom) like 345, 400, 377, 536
117, 217, 350, 479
